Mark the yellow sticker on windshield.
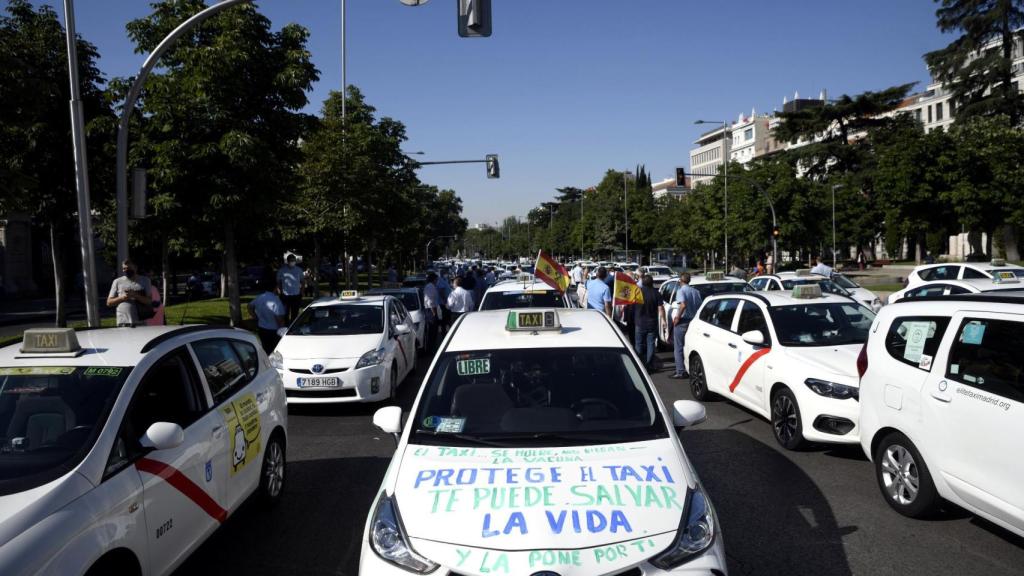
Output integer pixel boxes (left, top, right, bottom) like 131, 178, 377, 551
0, 367, 75, 376
222, 393, 262, 476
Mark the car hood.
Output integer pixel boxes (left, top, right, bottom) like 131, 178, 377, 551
0, 471, 93, 548
276, 334, 382, 360
784, 345, 861, 383
392, 439, 690, 556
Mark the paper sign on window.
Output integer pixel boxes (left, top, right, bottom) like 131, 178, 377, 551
902, 321, 931, 363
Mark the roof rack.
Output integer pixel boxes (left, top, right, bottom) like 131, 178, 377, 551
140, 325, 234, 353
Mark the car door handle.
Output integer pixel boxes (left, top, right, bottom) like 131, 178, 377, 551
728, 342, 738, 349
703, 333, 710, 338
930, 391, 951, 403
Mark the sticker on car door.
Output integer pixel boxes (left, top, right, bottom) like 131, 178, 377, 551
221, 392, 262, 475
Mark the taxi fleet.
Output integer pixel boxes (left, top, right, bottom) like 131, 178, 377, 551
684, 285, 875, 449
362, 309, 727, 575
0, 326, 287, 576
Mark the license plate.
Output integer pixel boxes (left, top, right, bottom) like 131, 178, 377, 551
296, 376, 340, 388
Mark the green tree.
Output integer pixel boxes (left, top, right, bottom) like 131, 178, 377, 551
924, 0, 1024, 126
0, 0, 113, 324
123, 0, 318, 325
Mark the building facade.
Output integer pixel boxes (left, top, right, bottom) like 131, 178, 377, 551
689, 126, 729, 186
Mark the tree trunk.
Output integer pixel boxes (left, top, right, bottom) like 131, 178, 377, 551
50, 223, 66, 327
915, 232, 923, 264
225, 224, 242, 327
161, 238, 169, 317
220, 251, 227, 300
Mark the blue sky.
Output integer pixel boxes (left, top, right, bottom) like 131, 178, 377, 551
29, 0, 950, 225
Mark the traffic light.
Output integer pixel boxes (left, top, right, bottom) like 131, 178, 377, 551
675, 167, 686, 187
772, 226, 781, 238
458, 0, 492, 37
486, 154, 500, 178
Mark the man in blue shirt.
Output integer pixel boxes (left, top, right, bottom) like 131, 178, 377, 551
585, 267, 612, 316
670, 273, 703, 380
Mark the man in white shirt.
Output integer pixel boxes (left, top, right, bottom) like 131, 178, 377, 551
423, 272, 441, 351
106, 259, 152, 327
248, 269, 286, 353
810, 257, 833, 277
277, 254, 303, 323
446, 276, 475, 323
570, 263, 583, 286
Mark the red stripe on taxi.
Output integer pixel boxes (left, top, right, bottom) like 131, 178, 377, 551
729, 348, 771, 392
136, 457, 228, 523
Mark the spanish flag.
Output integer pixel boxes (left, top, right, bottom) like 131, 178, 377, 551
534, 250, 571, 294
613, 272, 644, 306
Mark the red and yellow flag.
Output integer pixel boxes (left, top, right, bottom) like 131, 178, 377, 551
534, 250, 571, 294
613, 272, 644, 306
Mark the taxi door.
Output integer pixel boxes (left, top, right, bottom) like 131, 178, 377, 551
696, 298, 740, 392
922, 312, 1024, 531
190, 338, 266, 513
724, 301, 772, 415
125, 347, 225, 574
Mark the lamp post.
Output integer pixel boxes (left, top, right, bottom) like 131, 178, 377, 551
831, 184, 842, 268
425, 235, 455, 270
622, 169, 634, 261
695, 120, 730, 268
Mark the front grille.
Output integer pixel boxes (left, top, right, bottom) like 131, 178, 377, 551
285, 388, 357, 399
289, 367, 348, 375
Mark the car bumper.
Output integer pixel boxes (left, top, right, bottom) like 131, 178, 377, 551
799, 395, 861, 444
278, 364, 389, 404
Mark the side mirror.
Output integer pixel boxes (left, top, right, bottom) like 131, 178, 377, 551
394, 323, 411, 336
741, 330, 766, 346
373, 406, 403, 444
672, 400, 707, 428
139, 422, 185, 451
276, 327, 288, 338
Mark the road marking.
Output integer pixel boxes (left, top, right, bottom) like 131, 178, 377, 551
136, 457, 227, 523
729, 348, 771, 392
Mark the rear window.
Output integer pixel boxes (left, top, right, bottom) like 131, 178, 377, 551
479, 291, 565, 311
884, 317, 951, 370
693, 282, 752, 298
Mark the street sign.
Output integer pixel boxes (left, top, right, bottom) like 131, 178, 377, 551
458, 0, 491, 37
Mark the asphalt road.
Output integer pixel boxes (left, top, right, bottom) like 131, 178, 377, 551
176, 349, 1024, 576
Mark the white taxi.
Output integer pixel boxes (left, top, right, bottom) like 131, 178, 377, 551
684, 286, 875, 449
640, 265, 674, 287
657, 272, 753, 348
367, 286, 427, 349
905, 258, 1024, 288
0, 326, 287, 576
858, 293, 1024, 537
887, 276, 1024, 303
271, 293, 417, 404
478, 278, 573, 311
829, 273, 883, 311
749, 270, 858, 301
361, 309, 727, 575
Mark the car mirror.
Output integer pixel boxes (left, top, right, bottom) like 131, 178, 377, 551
276, 327, 288, 338
741, 330, 766, 346
373, 406, 403, 444
672, 400, 707, 428
394, 323, 411, 336
139, 422, 185, 451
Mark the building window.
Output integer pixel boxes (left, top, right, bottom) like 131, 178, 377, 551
915, 109, 922, 122
936, 102, 943, 121
927, 105, 932, 123
744, 128, 753, 141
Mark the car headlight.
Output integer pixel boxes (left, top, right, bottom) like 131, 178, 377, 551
269, 350, 283, 370
356, 348, 386, 370
651, 484, 717, 569
370, 493, 437, 573
804, 378, 859, 400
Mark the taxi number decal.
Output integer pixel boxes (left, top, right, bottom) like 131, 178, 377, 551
223, 393, 262, 476
84, 367, 122, 377
457, 358, 490, 376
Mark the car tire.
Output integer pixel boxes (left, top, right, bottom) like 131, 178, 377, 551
257, 432, 286, 506
874, 432, 940, 518
85, 551, 141, 576
689, 354, 712, 401
771, 387, 806, 450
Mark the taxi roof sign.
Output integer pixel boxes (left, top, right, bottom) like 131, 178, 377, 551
794, 268, 812, 277
792, 284, 823, 299
705, 271, 725, 281
991, 258, 1007, 267
340, 290, 361, 300
992, 271, 1019, 284
19, 328, 82, 356
505, 309, 560, 332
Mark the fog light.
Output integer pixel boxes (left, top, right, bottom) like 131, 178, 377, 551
371, 377, 381, 394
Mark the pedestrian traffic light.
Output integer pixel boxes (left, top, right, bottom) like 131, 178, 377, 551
772, 226, 780, 238
458, 0, 492, 37
675, 167, 686, 187
486, 154, 500, 179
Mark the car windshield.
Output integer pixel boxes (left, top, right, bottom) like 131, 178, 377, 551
369, 290, 420, 311
0, 366, 130, 495
769, 303, 876, 347
830, 274, 859, 289
781, 278, 852, 297
479, 290, 566, 311
288, 304, 383, 335
693, 282, 752, 297
411, 347, 666, 446
646, 266, 672, 275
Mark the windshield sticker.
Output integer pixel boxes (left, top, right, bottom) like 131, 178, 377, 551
457, 358, 491, 377
435, 417, 466, 434
902, 321, 931, 362
222, 393, 262, 476
950, 364, 960, 374
961, 322, 986, 345
0, 367, 75, 376
84, 367, 123, 377
918, 354, 933, 370
422, 415, 443, 429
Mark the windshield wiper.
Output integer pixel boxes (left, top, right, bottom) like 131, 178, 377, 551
412, 430, 512, 447
476, 431, 638, 445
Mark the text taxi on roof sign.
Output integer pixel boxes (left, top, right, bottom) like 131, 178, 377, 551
360, 308, 728, 575
0, 325, 287, 576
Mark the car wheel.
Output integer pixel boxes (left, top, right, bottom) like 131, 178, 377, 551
689, 354, 711, 401
771, 387, 805, 450
874, 432, 939, 518
257, 432, 285, 506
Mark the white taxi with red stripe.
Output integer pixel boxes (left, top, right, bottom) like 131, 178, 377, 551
683, 285, 876, 449
0, 325, 287, 576
270, 293, 417, 404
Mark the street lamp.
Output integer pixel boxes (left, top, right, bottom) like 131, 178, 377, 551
695, 120, 730, 268
425, 235, 455, 270
831, 184, 842, 268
